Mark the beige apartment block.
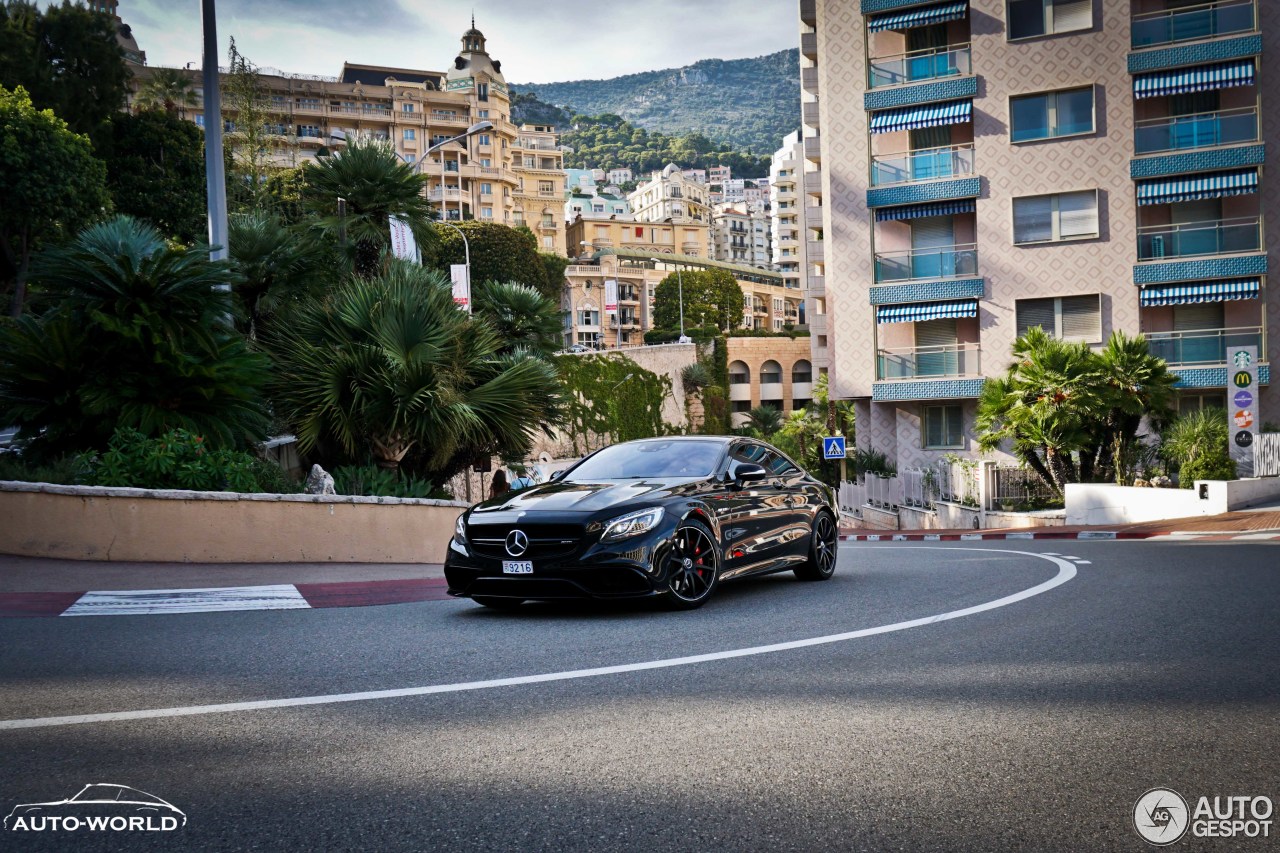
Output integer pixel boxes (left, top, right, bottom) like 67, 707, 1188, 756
128, 25, 527, 227
628, 164, 714, 248
712, 202, 772, 269
726, 337, 817, 426
511, 124, 567, 254
803, 0, 1276, 474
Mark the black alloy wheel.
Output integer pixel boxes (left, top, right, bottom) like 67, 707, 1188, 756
661, 519, 720, 610
473, 596, 525, 610
795, 511, 838, 581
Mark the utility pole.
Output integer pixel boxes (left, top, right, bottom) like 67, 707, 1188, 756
201, 0, 228, 271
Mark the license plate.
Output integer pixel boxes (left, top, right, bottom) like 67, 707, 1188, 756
502, 561, 533, 574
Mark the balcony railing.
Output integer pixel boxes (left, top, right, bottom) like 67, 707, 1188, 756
871, 144, 975, 187
1136, 217, 1261, 261
1134, 107, 1258, 154
1131, 0, 1255, 49
877, 343, 981, 380
869, 43, 971, 89
874, 244, 979, 283
1145, 326, 1261, 366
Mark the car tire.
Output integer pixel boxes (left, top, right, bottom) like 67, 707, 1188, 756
795, 511, 838, 581
660, 518, 720, 611
473, 596, 525, 610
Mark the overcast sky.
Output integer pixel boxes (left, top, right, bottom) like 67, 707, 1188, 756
119, 1, 797, 83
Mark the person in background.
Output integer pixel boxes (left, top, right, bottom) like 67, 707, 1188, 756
510, 468, 536, 490
489, 469, 509, 500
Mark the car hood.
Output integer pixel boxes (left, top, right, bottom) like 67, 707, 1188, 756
470, 478, 698, 517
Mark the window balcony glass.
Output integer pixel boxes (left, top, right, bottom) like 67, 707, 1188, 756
1145, 326, 1261, 366
1131, 0, 1255, 49
873, 244, 978, 283
1134, 107, 1258, 154
869, 44, 971, 89
1136, 217, 1261, 261
877, 344, 981, 380
871, 144, 975, 187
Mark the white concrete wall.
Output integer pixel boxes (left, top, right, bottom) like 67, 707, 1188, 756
1065, 478, 1280, 526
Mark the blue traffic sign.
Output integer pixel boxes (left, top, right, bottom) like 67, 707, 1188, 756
822, 436, 846, 460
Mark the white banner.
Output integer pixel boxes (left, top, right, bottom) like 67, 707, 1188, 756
603, 279, 618, 314
1228, 345, 1258, 478
389, 216, 419, 263
449, 264, 471, 311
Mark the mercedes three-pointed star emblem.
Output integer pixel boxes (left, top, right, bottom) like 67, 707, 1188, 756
505, 529, 529, 557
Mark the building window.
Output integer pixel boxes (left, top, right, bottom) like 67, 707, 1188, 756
577, 309, 599, 326
592, 204, 605, 213
731, 400, 752, 414
1013, 190, 1099, 244
477, 109, 489, 118
1007, 0, 1092, 40
538, 181, 554, 194
543, 236, 553, 248
477, 83, 489, 101
1177, 393, 1226, 416
923, 405, 964, 449
479, 158, 491, 167
403, 129, 416, 141
480, 182, 493, 195
477, 134, 491, 146
1011, 87, 1094, 142
481, 206, 493, 219
729, 361, 751, 385
1016, 294, 1102, 342
402, 103, 415, 113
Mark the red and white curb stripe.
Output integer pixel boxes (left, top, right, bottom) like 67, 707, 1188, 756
0, 578, 450, 618
839, 530, 1280, 542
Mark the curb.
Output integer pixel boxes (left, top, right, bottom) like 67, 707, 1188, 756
839, 530, 1155, 542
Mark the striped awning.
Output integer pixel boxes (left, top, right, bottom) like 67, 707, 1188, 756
875, 198, 976, 221
876, 299, 978, 324
1133, 59, 1255, 100
867, 0, 967, 32
1136, 169, 1258, 205
870, 99, 971, 134
1139, 279, 1260, 307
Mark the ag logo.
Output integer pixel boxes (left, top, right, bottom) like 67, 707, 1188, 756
1233, 371, 1252, 389
1134, 788, 1189, 846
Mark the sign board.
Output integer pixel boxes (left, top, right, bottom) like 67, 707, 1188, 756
449, 264, 471, 312
822, 436, 846, 460
603, 279, 618, 315
388, 216, 419, 263
1228, 345, 1257, 478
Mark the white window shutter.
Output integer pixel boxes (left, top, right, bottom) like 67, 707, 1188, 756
1051, 0, 1092, 33
1057, 191, 1099, 238
1013, 196, 1054, 244
1060, 295, 1101, 341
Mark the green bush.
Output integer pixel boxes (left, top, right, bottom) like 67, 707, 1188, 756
332, 465, 447, 499
0, 453, 91, 485
84, 428, 295, 493
1162, 408, 1237, 487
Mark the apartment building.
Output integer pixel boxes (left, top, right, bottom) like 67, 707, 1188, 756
712, 202, 772, 269
511, 124, 567, 254
565, 192, 632, 224
128, 25, 532, 230
773, 130, 827, 369
607, 167, 634, 185
627, 164, 714, 250
804, 0, 1274, 473
708, 165, 733, 185
798, 9, 831, 385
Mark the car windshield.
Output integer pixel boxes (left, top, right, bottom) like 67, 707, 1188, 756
565, 440, 723, 481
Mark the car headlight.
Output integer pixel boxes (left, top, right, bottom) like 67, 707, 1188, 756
601, 507, 665, 542
453, 514, 467, 544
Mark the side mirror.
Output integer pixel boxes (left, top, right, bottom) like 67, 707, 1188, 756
733, 463, 767, 485
549, 470, 566, 482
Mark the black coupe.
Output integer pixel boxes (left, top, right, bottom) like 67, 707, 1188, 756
444, 436, 840, 610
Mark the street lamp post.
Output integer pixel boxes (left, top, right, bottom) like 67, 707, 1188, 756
200, 0, 228, 272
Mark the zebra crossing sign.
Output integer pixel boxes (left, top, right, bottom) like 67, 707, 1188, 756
823, 436, 846, 460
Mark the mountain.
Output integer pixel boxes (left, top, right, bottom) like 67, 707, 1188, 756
512, 48, 800, 157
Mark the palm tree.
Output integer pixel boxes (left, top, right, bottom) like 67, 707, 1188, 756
135, 68, 198, 117
265, 263, 562, 476
301, 137, 437, 278
0, 216, 270, 457
471, 280, 564, 359
743, 405, 784, 437
1090, 331, 1178, 483
228, 211, 336, 339
1162, 408, 1236, 486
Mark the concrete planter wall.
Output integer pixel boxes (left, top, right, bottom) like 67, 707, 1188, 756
0, 481, 468, 564
1065, 478, 1280, 526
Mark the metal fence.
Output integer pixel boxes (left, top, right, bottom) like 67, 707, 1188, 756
987, 465, 1058, 511
865, 473, 901, 510
1256, 434, 1280, 477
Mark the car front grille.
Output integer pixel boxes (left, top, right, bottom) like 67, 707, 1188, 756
467, 523, 586, 561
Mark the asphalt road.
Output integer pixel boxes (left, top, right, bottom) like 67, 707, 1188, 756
1, 541, 1276, 852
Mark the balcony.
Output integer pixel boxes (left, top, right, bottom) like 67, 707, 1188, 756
869, 44, 971, 89
877, 344, 981, 381
1137, 217, 1261, 261
801, 31, 817, 59
800, 0, 816, 26
807, 240, 825, 262
801, 67, 819, 94
1146, 326, 1261, 366
802, 101, 819, 127
1131, 0, 1255, 49
428, 187, 464, 203
871, 144, 975, 187
1134, 107, 1258, 155
804, 172, 822, 195
874, 244, 979, 283
430, 111, 466, 123
804, 135, 821, 161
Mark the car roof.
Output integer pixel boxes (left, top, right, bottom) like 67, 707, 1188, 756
624, 436, 734, 445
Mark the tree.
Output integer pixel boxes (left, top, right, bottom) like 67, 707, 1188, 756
1162, 408, 1236, 486
0, 85, 110, 316
1089, 331, 1178, 483
539, 251, 570, 296
743, 405, 783, 437
134, 67, 197, 117
435, 221, 551, 296
302, 136, 437, 278
265, 263, 562, 478
471, 280, 564, 359
0, 0, 130, 139
228, 211, 336, 339
96, 109, 206, 243
223, 39, 277, 211
0, 216, 271, 458
652, 268, 743, 331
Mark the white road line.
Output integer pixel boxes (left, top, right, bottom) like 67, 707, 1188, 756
0, 549, 1076, 731
61, 585, 310, 616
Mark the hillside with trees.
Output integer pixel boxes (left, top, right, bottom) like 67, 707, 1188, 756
513, 49, 799, 157
554, 113, 770, 180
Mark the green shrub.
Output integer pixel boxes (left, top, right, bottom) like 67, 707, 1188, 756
1162, 408, 1237, 487
332, 465, 448, 499
0, 453, 92, 485
84, 428, 295, 493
